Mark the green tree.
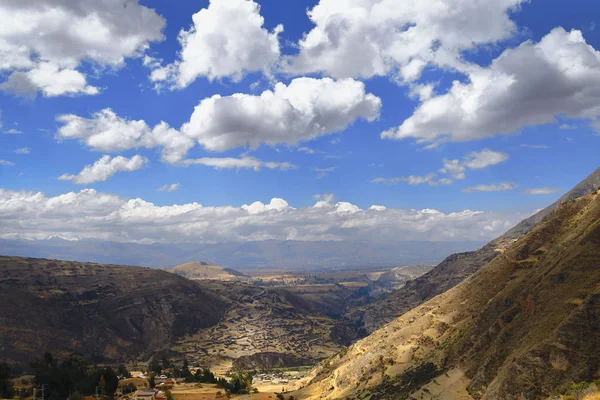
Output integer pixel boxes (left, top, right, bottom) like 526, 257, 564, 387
99, 376, 107, 397
148, 374, 156, 389
117, 365, 131, 379
181, 360, 193, 383
0, 362, 15, 399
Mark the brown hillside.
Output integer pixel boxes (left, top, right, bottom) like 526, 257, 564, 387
0, 257, 228, 367
293, 190, 600, 400
348, 168, 600, 333
167, 261, 248, 281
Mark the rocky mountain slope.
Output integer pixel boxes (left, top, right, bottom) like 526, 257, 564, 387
0, 257, 359, 371
0, 257, 228, 367
348, 168, 600, 333
293, 188, 600, 399
167, 261, 248, 282
172, 281, 354, 373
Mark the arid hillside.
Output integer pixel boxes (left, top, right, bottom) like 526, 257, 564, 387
172, 281, 358, 374
167, 261, 249, 282
293, 189, 600, 400
0, 257, 361, 372
348, 167, 600, 333
0, 257, 228, 367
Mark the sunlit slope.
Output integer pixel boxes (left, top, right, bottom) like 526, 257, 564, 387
295, 190, 600, 400
167, 261, 248, 281
349, 167, 600, 333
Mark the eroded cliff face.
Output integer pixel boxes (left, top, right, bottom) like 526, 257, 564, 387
295, 190, 600, 400
0, 257, 228, 366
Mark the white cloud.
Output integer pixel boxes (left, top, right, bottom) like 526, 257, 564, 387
181, 77, 381, 152
559, 124, 577, 130
158, 183, 181, 193
314, 167, 335, 179
462, 149, 509, 170
284, 0, 525, 81
14, 148, 30, 154
298, 147, 316, 154
0, 0, 165, 97
383, 28, 600, 145
520, 144, 549, 149
58, 78, 380, 160
523, 187, 560, 195
56, 109, 194, 164
150, 0, 282, 89
58, 155, 147, 184
5, 129, 23, 135
0, 160, 15, 166
374, 149, 508, 186
0, 188, 522, 243
1, 62, 99, 97
463, 182, 518, 193
372, 174, 439, 186
440, 159, 466, 180
182, 156, 295, 171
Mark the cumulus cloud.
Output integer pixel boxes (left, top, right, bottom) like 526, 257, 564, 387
463, 182, 518, 193
0, 188, 522, 243
383, 28, 600, 145
0, 0, 165, 97
523, 187, 560, 195
181, 77, 381, 152
0, 62, 99, 97
374, 149, 508, 186
182, 156, 295, 171
14, 148, 30, 154
57, 78, 380, 159
58, 155, 147, 184
56, 109, 194, 164
0, 160, 15, 166
462, 149, 509, 169
158, 183, 181, 193
284, 0, 524, 81
5, 129, 23, 135
150, 0, 282, 89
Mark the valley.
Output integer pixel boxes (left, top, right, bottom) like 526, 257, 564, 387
1, 170, 598, 400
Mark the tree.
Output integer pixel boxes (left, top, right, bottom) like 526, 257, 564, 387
149, 360, 162, 375
148, 374, 156, 389
117, 365, 131, 379
194, 368, 216, 384
99, 376, 107, 397
0, 362, 15, 399
181, 360, 193, 383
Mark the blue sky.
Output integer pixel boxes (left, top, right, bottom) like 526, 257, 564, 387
0, 0, 598, 244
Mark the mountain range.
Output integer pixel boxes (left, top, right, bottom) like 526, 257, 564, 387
293, 171, 600, 399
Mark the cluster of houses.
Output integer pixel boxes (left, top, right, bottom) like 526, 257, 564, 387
252, 373, 294, 385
